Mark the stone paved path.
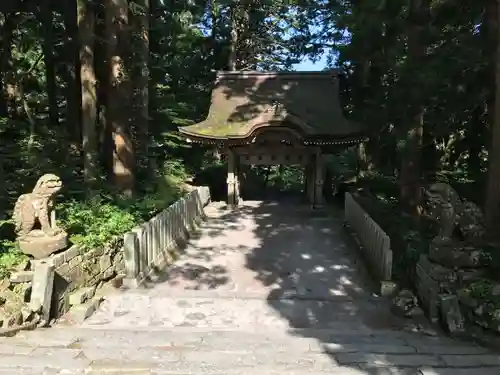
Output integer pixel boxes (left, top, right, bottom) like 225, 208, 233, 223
1, 201, 500, 374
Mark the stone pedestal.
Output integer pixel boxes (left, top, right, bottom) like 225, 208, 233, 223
18, 230, 68, 259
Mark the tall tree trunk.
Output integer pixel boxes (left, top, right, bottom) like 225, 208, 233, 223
148, 0, 160, 132
0, 12, 17, 118
41, 0, 58, 127
210, 0, 219, 68
228, 1, 239, 71
64, 0, 82, 153
399, 0, 429, 215
105, 0, 135, 196
485, 0, 500, 233
132, 0, 149, 183
78, 0, 98, 186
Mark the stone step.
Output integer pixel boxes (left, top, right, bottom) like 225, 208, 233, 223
2, 327, 499, 374
80, 294, 383, 331
1, 367, 499, 375
120, 287, 383, 303
6, 326, 490, 355
0, 347, 499, 375
0, 364, 419, 375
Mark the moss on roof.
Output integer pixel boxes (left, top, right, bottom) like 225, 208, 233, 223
179, 71, 366, 139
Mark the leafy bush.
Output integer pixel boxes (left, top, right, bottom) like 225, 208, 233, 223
0, 238, 28, 279
59, 172, 185, 250
58, 196, 138, 249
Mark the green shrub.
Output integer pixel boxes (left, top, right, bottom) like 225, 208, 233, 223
59, 185, 183, 251
58, 196, 137, 249
0, 237, 28, 279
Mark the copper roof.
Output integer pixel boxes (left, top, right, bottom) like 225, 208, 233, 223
178, 71, 366, 141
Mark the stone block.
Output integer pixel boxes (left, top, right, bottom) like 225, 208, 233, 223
56, 263, 71, 277
68, 255, 83, 269
439, 294, 465, 334
82, 259, 100, 278
380, 281, 397, 297
122, 277, 140, 289
68, 287, 96, 306
441, 354, 500, 367
124, 231, 139, 281
418, 368, 500, 375
91, 247, 105, 258
456, 268, 486, 283
334, 353, 443, 367
9, 271, 33, 283
29, 261, 55, 324
102, 265, 115, 280
416, 262, 440, 323
99, 254, 112, 272
63, 245, 81, 263
64, 264, 84, 286
67, 297, 103, 324
418, 255, 456, 284
429, 237, 484, 268
83, 248, 103, 262
48, 252, 65, 268
457, 289, 479, 309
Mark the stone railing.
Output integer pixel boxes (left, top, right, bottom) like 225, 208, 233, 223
123, 186, 211, 287
344, 192, 393, 291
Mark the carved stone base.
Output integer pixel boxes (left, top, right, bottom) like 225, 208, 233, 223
18, 230, 68, 259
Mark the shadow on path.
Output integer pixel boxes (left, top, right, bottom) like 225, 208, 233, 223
79, 199, 498, 374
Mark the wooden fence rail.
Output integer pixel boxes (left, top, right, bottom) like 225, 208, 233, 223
344, 192, 393, 285
123, 186, 211, 287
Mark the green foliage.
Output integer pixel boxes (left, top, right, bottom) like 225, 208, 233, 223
465, 280, 500, 310
58, 196, 137, 249
58, 192, 182, 251
325, 148, 358, 183
0, 239, 28, 279
356, 173, 400, 205
59, 161, 186, 250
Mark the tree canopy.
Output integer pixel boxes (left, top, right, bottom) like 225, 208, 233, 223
1, 0, 500, 285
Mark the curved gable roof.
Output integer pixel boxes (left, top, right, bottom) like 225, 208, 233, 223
178, 70, 366, 140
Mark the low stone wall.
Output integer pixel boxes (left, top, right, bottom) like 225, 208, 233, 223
0, 186, 210, 332
357, 181, 500, 342
1, 238, 125, 331
415, 240, 500, 336
48, 238, 125, 318
123, 186, 211, 287
344, 192, 394, 292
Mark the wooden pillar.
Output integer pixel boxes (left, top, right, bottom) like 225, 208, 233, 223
314, 150, 324, 208
357, 141, 367, 178
305, 155, 315, 205
227, 149, 237, 207
303, 164, 308, 198
234, 156, 241, 205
